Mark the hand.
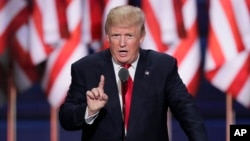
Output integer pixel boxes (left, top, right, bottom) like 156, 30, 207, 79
86, 75, 108, 116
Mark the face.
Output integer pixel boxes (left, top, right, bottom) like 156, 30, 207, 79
106, 25, 145, 65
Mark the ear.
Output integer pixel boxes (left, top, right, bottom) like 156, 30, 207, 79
139, 32, 146, 44
106, 34, 110, 42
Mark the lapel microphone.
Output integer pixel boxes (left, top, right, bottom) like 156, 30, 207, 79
118, 67, 129, 83
118, 67, 129, 108
118, 67, 129, 139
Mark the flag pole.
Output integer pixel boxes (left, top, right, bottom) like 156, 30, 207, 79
7, 58, 16, 141
226, 94, 235, 141
50, 107, 58, 141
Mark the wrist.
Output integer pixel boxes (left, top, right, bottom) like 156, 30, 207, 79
87, 107, 99, 117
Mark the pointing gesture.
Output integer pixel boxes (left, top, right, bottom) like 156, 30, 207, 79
86, 75, 108, 116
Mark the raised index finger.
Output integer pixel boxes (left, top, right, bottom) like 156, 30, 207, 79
98, 75, 105, 89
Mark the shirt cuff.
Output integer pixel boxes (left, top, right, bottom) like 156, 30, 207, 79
84, 107, 99, 125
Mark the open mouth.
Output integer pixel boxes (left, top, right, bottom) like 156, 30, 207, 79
119, 50, 128, 57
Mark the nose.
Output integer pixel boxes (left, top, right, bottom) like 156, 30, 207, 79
119, 36, 126, 47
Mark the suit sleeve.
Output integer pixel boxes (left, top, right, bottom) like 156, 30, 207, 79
59, 63, 88, 131
165, 58, 208, 141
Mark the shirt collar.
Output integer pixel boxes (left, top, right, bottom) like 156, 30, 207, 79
113, 54, 140, 71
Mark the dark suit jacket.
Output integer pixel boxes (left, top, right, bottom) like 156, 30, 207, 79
59, 49, 208, 141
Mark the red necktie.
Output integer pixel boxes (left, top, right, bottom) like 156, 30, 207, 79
122, 64, 133, 131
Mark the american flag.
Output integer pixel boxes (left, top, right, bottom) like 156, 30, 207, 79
12, 24, 39, 92
205, 0, 250, 108
1, 0, 203, 104
28, 0, 56, 65
42, 0, 88, 108
0, 0, 87, 108
0, 0, 28, 55
141, 0, 201, 95
0, 0, 40, 92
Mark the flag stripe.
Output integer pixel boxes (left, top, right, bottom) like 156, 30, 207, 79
236, 76, 250, 107
173, 0, 186, 38
32, 1, 54, 55
46, 23, 81, 96
12, 24, 38, 92
220, 0, 245, 52
207, 27, 225, 68
12, 37, 38, 82
89, 0, 104, 40
187, 66, 201, 94
0, 2, 28, 54
209, 1, 241, 62
142, 0, 168, 52
0, 0, 7, 10
55, 0, 70, 38
246, 0, 250, 12
173, 22, 197, 64
228, 54, 250, 97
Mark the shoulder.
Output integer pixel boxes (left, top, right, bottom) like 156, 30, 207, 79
141, 49, 177, 64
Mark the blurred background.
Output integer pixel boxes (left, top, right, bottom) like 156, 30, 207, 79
0, 0, 250, 141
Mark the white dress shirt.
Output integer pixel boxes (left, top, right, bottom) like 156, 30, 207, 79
84, 55, 139, 124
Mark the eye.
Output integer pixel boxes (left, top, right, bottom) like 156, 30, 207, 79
126, 34, 133, 39
111, 34, 120, 39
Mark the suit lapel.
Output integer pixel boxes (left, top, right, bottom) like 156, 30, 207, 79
100, 50, 124, 132
127, 50, 152, 135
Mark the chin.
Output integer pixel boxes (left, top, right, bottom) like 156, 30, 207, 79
117, 60, 128, 64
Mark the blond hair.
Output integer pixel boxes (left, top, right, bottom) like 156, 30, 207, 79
105, 5, 145, 35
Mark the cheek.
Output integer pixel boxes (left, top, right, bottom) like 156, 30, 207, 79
129, 46, 139, 56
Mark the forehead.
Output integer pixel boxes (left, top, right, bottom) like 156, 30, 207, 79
108, 25, 141, 34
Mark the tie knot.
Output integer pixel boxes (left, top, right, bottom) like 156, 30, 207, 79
123, 64, 131, 69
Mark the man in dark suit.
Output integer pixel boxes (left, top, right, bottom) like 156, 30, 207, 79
59, 5, 208, 141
